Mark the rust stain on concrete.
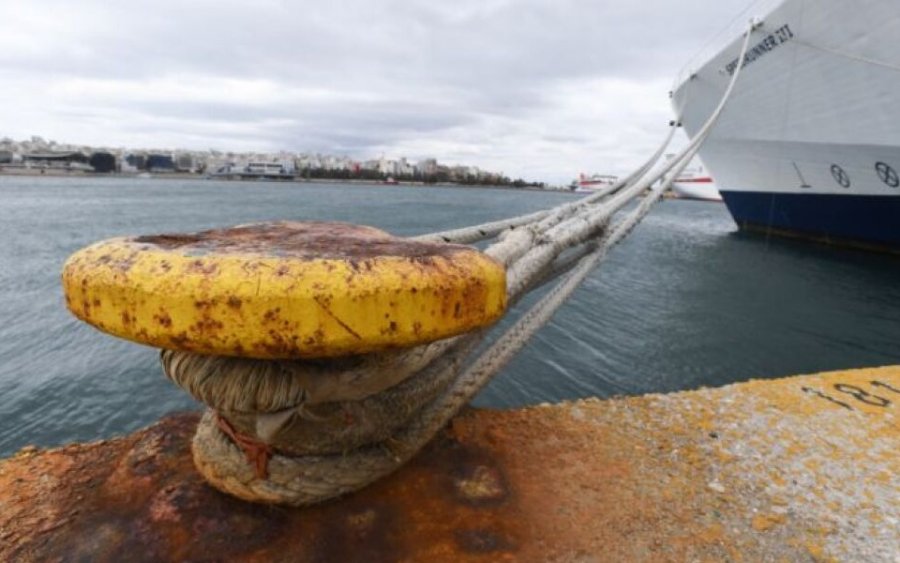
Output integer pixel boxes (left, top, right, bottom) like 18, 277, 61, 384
1, 366, 898, 562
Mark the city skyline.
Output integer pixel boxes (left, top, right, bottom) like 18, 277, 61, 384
0, 134, 533, 185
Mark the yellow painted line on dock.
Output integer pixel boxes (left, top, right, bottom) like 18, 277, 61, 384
607, 366, 900, 561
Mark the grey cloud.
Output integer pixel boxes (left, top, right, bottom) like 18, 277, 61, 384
0, 0, 753, 182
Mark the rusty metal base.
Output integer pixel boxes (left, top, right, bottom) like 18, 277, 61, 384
2, 366, 898, 561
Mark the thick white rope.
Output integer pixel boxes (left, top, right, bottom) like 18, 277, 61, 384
414, 120, 678, 247
501, 20, 754, 298
437, 21, 757, 412
352, 19, 758, 461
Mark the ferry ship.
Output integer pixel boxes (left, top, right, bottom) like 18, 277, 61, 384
672, 168, 720, 201
571, 173, 618, 193
671, 0, 900, 250
667, 156, 721, 201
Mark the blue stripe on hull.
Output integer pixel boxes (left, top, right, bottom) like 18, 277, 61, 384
720, 191, 900, 249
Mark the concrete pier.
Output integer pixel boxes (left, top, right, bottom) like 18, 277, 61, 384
1, 366, 897, 561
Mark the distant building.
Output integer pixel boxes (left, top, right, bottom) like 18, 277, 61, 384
124, 153, 147, 171
0, 150, 13, 164
146, 154, 175, 172
417, 158, 438, 176
377, 157, 398, 176
246, 162, 287, 175
24, 151, 92, 171
175, 153, 195, 173
397, 157, 414, 176
89, 152, 117, 173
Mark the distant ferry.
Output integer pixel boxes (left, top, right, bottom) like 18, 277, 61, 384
672, 0, 900, 251
571, 173, 618, 193
671, 163, 721, 202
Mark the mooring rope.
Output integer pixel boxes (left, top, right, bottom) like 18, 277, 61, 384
177, 22, 758, 505
413, 118, 677, 247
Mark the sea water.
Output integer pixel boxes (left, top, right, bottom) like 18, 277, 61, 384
2, 175, 899, 456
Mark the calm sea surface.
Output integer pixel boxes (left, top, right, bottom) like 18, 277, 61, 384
2, 175, 899, 456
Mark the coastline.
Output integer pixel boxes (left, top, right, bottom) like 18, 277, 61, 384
0, 166, 556, 192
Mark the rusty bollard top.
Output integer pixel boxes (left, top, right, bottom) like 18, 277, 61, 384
62, 221, 507, 359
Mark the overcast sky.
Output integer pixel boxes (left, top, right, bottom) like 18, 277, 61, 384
0, 0, 758, 183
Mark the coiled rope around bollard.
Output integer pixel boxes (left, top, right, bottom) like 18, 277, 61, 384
164, 22, 758, 506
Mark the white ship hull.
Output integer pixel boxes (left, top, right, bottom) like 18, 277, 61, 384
571, 173, 618, 193
573, 183, 613, 194
672, 0, 900, 250
671, 180, 722, 201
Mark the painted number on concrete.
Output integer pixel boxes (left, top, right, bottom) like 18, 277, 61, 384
801, 381, 895, 411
